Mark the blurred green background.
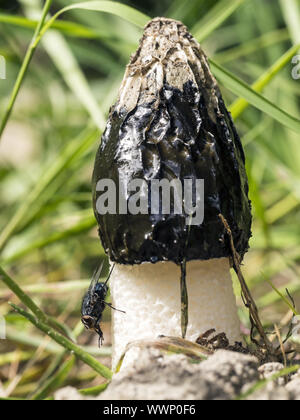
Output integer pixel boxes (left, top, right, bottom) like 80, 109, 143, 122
0, 0, 299, 399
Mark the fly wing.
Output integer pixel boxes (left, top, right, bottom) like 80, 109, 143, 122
103, 263, 116, 287
87, 261, 105, 297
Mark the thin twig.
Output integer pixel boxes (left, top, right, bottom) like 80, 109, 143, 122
219, 214, 274, 354
180, 214, 193, 339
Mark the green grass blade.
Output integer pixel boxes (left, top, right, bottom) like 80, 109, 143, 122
0, 279, 91, 297
79, 383, 108, 396
279, 0, 300, 45
0, 13, 42, 29
6, 325, 111, 357
0, 265, 77, 341
2, 214, 97, 263
247, 165, 271, 247
0, 351, 33, 367
22, 1, 105, 130
0, 265, 46, 322
32, 356, 76, 400
209, 59, 300, 133
0, 13, 112, 40
0, 0, 149, 141
191, 0, 245, 42
10, 303, 112, 380
257, 282, 300, 309
266, 193, 299, 224
6, 326, 62, 354
41, 31, 106, 130
166, 0, 202, 21
32, 322, 83, 395
237, 365, 300, 400
0, 0, 53, 140
0, 129, 98, 251
213, 29, 290, 64
265, 278, 299, 316
229, 43, 300, 118
40, 1, 150, 38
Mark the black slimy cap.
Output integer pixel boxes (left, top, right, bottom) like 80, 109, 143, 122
93, 18, 252, 265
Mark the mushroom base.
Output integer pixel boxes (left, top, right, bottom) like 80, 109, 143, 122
110, 258, 241, 370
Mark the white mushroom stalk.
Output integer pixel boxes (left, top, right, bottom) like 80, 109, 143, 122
110, 259, 241, 369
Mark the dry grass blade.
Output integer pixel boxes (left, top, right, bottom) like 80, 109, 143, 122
115, 336, 212, 372
180, 260, 188, 340
274, 324, 287, 368
219, 214, 274, 356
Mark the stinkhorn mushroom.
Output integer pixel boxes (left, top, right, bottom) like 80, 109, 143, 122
92, 18, 252, 369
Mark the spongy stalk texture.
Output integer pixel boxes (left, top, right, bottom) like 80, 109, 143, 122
110, 258, 241, 369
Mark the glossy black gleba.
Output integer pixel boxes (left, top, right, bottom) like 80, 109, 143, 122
92, 18, 252, 265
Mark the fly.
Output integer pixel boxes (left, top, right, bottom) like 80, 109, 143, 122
81, 262, 125, 346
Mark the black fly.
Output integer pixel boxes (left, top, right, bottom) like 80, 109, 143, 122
81, 262, 125, 346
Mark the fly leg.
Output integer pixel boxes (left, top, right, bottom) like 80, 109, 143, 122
104, 302, 126, 313
94, 323, 104, 347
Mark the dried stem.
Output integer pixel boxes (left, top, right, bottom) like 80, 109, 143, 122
180, 260, 188, 339
274, 324, 287, 368
116, 336, 212, 372
219, 214, 274, 355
